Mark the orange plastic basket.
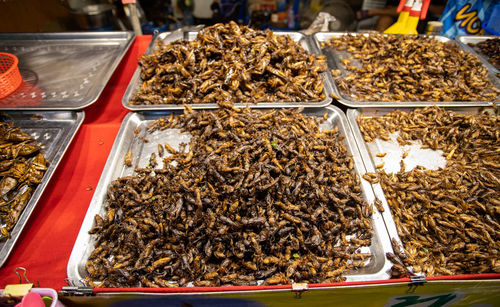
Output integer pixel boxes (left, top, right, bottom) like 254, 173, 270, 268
0, 52, 22, 99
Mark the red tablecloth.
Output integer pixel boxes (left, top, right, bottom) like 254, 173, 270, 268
0, 35, 152, 290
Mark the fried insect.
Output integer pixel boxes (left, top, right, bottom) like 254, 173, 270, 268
324, 33, 499, 102
0, 122, 47, 240
86, 106, 374, 287
124, 150, 132, 167
130, 22, 327, 105
469, 38, 500, 70
358, 106, 500, 276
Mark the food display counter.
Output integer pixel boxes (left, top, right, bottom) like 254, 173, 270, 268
0, 29, 499, 306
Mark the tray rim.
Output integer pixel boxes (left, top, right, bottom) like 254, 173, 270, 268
0, 110, 85, 267
0, 31, 136, 111
121, 30, 334, 111
313, 32, 500, 108
67, 106, 394, 288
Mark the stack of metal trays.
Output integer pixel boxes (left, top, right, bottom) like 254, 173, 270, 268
455, 35, 500, 74
67, 106, 394, 287
312, 32, 500, 108
0, 32, 135, 267
122, 30, 334, 110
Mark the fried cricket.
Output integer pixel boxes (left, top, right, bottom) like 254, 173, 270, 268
0, 122, 47, 240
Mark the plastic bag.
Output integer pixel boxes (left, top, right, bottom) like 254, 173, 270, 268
303, 12, 340, 35
439, 0, 499, 38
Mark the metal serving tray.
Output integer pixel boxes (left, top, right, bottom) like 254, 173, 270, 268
313, 32, 500, 108
455, 35, 499, 74
122, 30, 334, 110
0, 111, 84, 267
346, 106, 494, 274
67, 106, 393, 287
0, 32, 135, 110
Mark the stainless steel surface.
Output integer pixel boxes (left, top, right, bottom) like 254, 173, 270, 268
313, 32, 500, 108
122, 30, 334, 110
346, 106, 494, 275
0, 32, 135, 110
455, 35, 499, 74
67, 106, 393, 287
0, 111, 84, 267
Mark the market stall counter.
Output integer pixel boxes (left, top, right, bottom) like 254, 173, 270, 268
0, 33, 499, 307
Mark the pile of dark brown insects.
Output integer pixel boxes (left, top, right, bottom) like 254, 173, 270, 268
0, 122, 47, 240
358, 106, 500, 277
324, 33, 499, 102
130, 22, 327, 105
86, 105, 375, 287
469, 38, 500, 70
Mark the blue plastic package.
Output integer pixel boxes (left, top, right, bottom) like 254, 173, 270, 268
482, 3, 500, 34
439, 0, 499, 38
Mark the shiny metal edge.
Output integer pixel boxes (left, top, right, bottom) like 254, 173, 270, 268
78, 31, 136, 110
0, 31, 136, 111
0, 111, 85, 267
67, 106, 393, 287
325, 105, 393, 282
345, 106, 493, 275
68, 111, 138, 287
122, 30, 333, 111
0, 32, 134, 41
313, 32, 500, 108
455, 35, 499, 74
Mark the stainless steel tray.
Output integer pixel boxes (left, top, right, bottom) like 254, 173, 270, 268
0, 111, 84, 267
346, 106, 494, 274
0, 32, 135, 110
67, 106, 393, 287
313, 32, 500, 108
455, 35, 499, 74
122, 30, 334, 110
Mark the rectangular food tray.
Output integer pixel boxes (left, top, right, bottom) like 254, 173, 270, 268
0, 32, 135, 110
122, 30, 334, 111
67, 106, 393, 288
0, 110, 84, 267
346, 106, 496, 276
455, 35, 499, 74
313, 32, 500, 108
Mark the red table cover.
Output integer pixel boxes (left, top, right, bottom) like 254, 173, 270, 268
0, 35, 151, 290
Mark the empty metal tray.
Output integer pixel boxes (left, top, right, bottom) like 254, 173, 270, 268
0, 32, 135, 110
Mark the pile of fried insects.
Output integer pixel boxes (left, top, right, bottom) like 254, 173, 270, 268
358, 105, 500, 277
0, 122, 47, 240
325, 33, 500, 102
86, 104, 376, 287
131, 21, 327, 105
470, 38, 500, 70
